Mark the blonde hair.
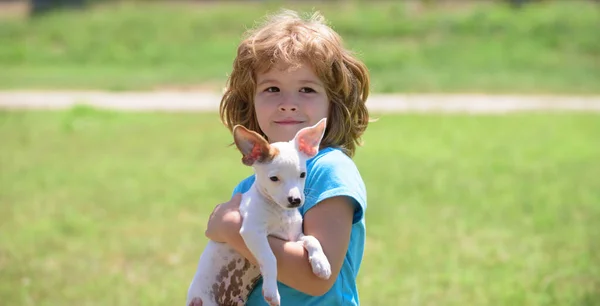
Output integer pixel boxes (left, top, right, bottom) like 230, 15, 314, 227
219, 9, 370, 157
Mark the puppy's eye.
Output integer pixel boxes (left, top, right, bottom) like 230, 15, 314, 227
269, 176, 279, 182
300, 172, 306, 178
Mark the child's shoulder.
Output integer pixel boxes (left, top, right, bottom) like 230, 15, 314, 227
303, 147, 367, 221
309, 146, 356, 167
308, 146, 361, 177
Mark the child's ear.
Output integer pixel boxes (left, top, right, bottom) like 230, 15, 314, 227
233, 125, 277, 166
294, 118, 327, 158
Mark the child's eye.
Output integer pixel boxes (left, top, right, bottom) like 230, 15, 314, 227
265, 87, 280, 93
269, 176, 279, 182
299, 87, 316, 93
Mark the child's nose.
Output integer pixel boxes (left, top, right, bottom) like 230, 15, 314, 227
278, 94, 298, 112
279, 105, 297, 112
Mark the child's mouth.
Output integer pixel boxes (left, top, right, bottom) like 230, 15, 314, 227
275, 120, 303, 125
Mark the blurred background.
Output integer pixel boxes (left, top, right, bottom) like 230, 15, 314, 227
1, 0, 599, 93
1, 1, 599, 305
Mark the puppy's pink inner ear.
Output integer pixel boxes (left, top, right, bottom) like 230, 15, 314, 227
241, 143, 264, 165
249, 143, 263, 160
298, 138, 318, 156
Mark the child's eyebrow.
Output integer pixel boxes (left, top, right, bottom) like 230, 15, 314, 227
257, 79, 279, 87
299, 80, 324, 87
256, 79, 324, 87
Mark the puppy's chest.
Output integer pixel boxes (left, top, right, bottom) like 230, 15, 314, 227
266, 210, 303, 241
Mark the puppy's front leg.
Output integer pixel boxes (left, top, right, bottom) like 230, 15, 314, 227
298, 233, 331, 280
240, 224, 280, 306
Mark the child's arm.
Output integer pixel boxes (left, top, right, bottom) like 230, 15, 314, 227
206, 195, 354, 296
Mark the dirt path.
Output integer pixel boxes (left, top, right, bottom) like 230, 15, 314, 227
1, 90, 600, 113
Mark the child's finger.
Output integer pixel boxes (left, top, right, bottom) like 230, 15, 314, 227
230, 193, 243, 206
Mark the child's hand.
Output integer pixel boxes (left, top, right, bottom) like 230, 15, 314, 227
205, 193, 243, 243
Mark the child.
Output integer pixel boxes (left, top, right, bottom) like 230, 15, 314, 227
204, 8, 370, 305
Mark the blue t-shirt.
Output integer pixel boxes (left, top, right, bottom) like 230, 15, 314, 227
231, 147, 367, 306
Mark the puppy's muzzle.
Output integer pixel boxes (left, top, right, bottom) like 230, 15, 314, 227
287, 196, 302, 208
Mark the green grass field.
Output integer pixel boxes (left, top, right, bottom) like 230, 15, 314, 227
1, 0, 599, 94
1, 108, 599, 305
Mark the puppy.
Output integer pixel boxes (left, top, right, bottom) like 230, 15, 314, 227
187, 118, 331, 306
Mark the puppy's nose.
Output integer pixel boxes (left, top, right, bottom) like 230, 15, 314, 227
287, 196, 301, 206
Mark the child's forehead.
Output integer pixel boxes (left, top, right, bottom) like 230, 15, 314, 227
255, 67, 325, 90
256, 60, 319, 78
258, 60, 306, 73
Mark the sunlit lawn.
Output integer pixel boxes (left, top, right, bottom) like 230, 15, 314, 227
1, 108, 599, 305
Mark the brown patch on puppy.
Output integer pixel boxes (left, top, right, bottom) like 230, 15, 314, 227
210, 257, 259, 305
266, 145, 280, 162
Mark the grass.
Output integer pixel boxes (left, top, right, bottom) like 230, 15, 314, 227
1, 108, 599, 305
0, 0, 599, 94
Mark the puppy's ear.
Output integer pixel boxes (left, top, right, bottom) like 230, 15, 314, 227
294, 118, 327, 158
233, 125, 277, 166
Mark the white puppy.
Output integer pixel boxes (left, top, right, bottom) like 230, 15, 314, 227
187, 118, 331, 306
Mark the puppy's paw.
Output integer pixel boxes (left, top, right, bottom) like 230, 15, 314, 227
309, 252, 331, 280
262, 287, 280, 306
188, 297, 203, 306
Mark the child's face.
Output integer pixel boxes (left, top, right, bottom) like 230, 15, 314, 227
253, 61, 329, 143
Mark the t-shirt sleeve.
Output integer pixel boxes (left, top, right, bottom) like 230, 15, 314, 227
231, 183, 243, 197
231, 175, 255, 197
301, 151, 367, 224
